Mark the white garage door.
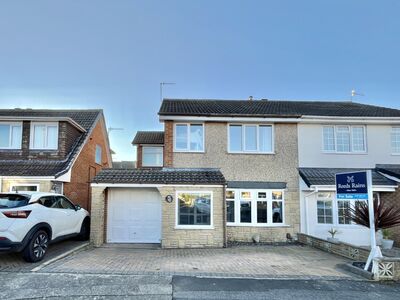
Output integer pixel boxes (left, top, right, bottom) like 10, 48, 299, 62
107, 188, 162, 243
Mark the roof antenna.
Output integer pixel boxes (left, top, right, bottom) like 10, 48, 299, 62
351, 89, 364, 102
248, 96, 253, 101
160, 82, 176, 101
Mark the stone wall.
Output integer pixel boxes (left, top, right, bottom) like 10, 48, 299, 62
90, 186, 107, 246
157, 186, 225, 248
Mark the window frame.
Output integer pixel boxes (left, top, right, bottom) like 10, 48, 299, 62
9, 183, 40, 192
95, 144, 102, 165
322, 125, 367, 154
0, 122, 23, 150
227, 124, 274, 154
226, 188, 285, 227
316, 198, 333, 225
391, 126, 400, 155
175, 191, 213, 229
30, 122, 59, 150
142, 146, 164, 167
173, 123, 205, 153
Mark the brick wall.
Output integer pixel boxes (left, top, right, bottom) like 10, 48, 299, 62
157, 186, 225, 248
163, 121, 173, 167
380, 189, 400, 247
63, 118, 111, 211
136, 145, 143, 168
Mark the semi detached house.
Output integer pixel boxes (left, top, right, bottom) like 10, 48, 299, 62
91, 99, 400, 248
0, 109, 112, 211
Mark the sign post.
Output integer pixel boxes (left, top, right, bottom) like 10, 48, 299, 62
335, 170, 381, 271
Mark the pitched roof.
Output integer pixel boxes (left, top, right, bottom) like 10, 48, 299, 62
376, 164, 400, 179
299, 168, 397, 187
159, 99, 400, 118
132, 131, 164, 145
92, 168, 226, 185
0, 109, 103, 177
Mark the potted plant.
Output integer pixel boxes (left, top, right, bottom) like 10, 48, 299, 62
348, 197, 400, 248
381, 229, 394, 250
327, 228, 340, 243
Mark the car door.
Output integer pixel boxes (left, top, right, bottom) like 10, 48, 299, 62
54, 196, 82, 235
37, 196, 66, 239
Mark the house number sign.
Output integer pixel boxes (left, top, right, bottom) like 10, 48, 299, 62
165, 195, 173, 203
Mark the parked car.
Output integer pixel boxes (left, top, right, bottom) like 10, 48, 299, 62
0, 192, 90, 262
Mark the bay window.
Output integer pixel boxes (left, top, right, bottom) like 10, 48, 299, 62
176, 192, 212, 228
228, 124, 273, 153
226, 189, 285, 226
174, 124, 204, 152
322, 125, 366, 153
0, 123, 22, 149
30, 122, 58, 150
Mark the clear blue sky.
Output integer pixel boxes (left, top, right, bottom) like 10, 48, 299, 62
1, 1, 399, 161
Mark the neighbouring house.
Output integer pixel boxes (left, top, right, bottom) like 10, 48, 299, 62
90, 98, 400, 248
0, 109, 112, 211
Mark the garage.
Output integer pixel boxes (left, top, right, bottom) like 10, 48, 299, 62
107, 188, 162, 243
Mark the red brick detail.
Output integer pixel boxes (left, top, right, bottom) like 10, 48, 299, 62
380, 189, 400, 247
63, 118, 111, 211
136, 145, 143, 168
164, 121, 173, 167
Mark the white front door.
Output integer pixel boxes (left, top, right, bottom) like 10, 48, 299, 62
107, 188, 162, 243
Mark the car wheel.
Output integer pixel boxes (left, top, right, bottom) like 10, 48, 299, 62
22, 230, 49, 263
76, 218, 90, 241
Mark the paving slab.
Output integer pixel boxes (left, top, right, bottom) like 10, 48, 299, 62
42, 244, 356, 279
0, 240, 87, 272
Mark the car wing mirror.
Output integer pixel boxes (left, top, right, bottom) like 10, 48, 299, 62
75, 204, 81, 211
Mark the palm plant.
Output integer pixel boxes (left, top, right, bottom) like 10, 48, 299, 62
348, 197, 400, 231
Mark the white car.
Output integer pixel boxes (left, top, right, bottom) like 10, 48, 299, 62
0, 192, 90, 262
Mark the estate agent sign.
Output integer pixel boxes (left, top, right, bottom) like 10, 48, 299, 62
335, 171, 368, 200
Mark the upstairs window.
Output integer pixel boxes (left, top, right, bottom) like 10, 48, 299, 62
228, 124, 273, 153
30, 122, 58, 150
142, 146, 163, 167
174, 123, 204, 152
0, 123, 22, 149
322, 125, 366, 153
391, 127, 400, 154
95, 145, 102, 165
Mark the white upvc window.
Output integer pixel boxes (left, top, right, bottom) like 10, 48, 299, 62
316, 193, 333, 224
228, 124, 273, 153
391, 127, 400, 154
0, 122, 22, 149
226, 189, 285, 226
176, 191, 213, 229
95, 145, 102, 165
174, 123, 204, 152
10, 184, 39, 192
142, 146, 163, 167
30, 122, 58, 150
322, 125, 366, 153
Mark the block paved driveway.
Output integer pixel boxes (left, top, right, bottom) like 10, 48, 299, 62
0, 240, 86, 272
42, 244, 356, 279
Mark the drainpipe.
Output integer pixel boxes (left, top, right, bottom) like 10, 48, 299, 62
222, 184, 227, 248
0, 177, 2, 192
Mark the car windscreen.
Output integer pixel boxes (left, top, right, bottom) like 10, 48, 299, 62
0, 194, 31, 209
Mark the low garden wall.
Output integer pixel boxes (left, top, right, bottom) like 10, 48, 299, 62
298, 233, 400, 281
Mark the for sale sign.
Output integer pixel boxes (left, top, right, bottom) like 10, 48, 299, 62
335, 171, 369, 200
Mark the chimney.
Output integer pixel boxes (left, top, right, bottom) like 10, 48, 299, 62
248, 96, 253, 101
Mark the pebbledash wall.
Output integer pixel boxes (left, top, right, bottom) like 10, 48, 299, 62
1, 179, 52, 193
164, 121, 300, 243
90, 185, 225, 248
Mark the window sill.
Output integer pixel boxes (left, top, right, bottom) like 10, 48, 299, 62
322, 151, 367, 155
173, 150, 205, 153
175, 225, 214, 230
30, 148, 58, 151
391, 153, 400, 156
227, 152, 275, 155
227, 223, 290, 228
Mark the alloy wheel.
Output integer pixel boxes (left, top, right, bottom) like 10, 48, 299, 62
33, 233, 48, 258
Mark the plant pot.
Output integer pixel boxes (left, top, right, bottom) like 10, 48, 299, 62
375, 230, 383, 246
381, 239, 394, 250
327, 237, 340, 244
